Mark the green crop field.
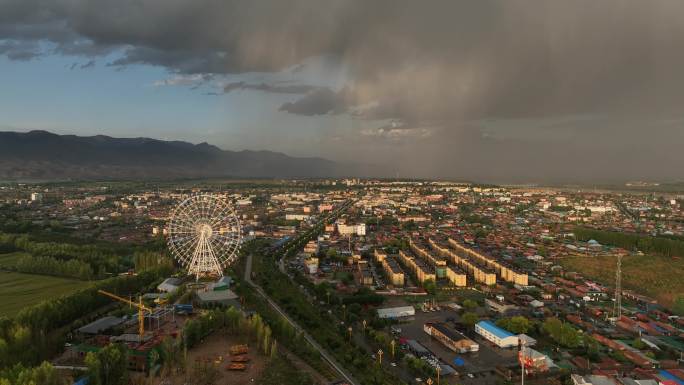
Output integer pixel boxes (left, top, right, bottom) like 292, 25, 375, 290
559, 254, 684, 308
0, 251, 30, 268
0, 271, 92, 317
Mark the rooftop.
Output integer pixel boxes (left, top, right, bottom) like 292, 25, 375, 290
78, 316, 124, 335
476, 320, 515, 339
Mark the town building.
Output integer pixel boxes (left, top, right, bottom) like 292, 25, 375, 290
475, 320, 519, 348
377, 306, 415, 319
337, 222, 366, 236
424, 322, 479, 353
382, 256, 405, 287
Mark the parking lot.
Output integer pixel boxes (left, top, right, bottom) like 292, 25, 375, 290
396, 307, 519, 385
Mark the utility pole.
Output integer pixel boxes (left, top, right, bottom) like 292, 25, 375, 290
520, 339, 525, 385
613, 254, 623, 320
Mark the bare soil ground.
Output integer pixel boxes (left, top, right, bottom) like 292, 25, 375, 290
153, 333, 267, 385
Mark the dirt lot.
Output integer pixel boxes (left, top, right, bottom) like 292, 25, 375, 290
153, 333, 267, 385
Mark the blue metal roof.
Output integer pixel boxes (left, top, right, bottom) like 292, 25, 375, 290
477, 320, 515, 339
659, 370, 684, 385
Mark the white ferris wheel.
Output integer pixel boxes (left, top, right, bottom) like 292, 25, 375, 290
167, 193, 242, 279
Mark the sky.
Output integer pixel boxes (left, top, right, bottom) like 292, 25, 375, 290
1, 0, 683, 183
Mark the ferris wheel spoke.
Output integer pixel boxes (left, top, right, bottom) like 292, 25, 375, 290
206, 198, 220, 224
209, 203, 230, 229
167, 193, 242, 279
202, 195, 211, 220
198, 195, 206, 220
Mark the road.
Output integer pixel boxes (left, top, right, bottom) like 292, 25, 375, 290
244, 253, 361, 385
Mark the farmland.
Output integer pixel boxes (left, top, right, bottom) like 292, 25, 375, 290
559, 254, 684, 309
0, 271, 92, 317
0, 251, 29, 268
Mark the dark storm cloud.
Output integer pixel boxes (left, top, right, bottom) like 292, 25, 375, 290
1, 0, 683, 119
1, 0, 684, 181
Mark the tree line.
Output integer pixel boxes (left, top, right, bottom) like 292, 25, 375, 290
0, 361, 65, 385
6, 254, 99, 280
0, 232, 131, 274
133, 251, 174, 273
574, 226, 684, 258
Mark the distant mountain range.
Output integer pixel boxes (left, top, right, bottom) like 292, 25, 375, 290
0, 130, 367, 180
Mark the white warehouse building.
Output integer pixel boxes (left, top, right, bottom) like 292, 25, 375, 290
475, 320, 519, 348
377, 306, 415, 319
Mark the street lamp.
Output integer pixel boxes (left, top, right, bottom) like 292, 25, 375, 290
377, 349, 383, 365
362, 319, 367, 332
348, 326, 353, 342
390, 339, 396, 358
436, 365, 441, 385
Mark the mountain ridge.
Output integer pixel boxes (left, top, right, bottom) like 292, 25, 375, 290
0, 130, 364, 180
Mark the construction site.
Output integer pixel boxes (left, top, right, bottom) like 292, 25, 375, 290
52, 278, 262, 383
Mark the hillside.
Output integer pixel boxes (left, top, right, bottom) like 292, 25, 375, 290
0, 130, 363, 180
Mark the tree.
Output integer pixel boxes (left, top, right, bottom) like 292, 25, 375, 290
632, 338, 646, 350
542, 318, 581, 348
160, 336, 185, 376
496, 316, 531, 334
0, 362, 65, 385
462, 299, 478, 311
17, 361, 64, 385
423, 279, 437, 296
673, 296, 684, 316
85, 343, 129, 385
461, 312, 479, 328
326, 248, 339, 261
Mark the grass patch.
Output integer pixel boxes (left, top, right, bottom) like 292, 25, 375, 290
558, 254, 684, 308
0, 271, 92, 317
257, 356, 315, 385
0, 251, 30, 268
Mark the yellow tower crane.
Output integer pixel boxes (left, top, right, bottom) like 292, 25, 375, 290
98, 289, 152, 341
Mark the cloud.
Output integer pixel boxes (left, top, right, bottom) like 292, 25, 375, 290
0, 39, 41, 61
279, 88, 350, 116
153, 73, 213, 87
360, 121, 435, 140
2, 0, 684, 181
222, 81, 317, 94
1, 1, 683, 121
79, 59, 95, 69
